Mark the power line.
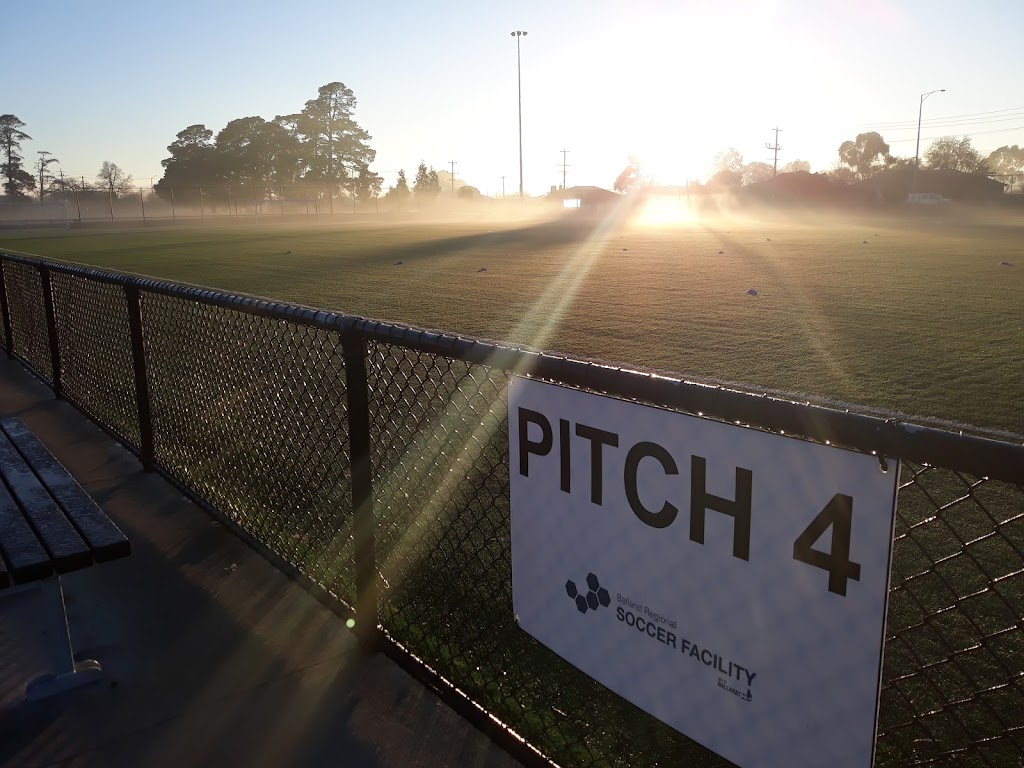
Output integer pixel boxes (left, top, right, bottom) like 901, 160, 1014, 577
886, 124, 1024, 144
849, 105, 1024, 130
866, 113, 1024, 132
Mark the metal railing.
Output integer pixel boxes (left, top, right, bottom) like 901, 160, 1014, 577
1, 250, 1022, 767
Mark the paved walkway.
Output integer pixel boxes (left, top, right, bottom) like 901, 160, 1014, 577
0, 358, 522, 768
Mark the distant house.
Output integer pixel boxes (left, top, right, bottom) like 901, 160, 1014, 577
855, 168, 1006, 203
737, 171, 872, 206
547, 185, 621, 211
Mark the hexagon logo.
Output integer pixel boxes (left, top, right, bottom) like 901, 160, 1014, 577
565, 572, 610, 615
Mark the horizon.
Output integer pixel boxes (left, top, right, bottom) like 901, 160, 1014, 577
4, 0, 1024, 195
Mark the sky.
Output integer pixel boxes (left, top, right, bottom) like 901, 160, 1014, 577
4, 0, 1024, 196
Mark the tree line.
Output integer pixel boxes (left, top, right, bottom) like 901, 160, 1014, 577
1, 115, 139, 201
8, 90, 1024, 204
827, 131, 1022, 185
2, 113, 156, 202
2, 82, 457, 208
613, 134, 1023, 193
155, 81, 383, 205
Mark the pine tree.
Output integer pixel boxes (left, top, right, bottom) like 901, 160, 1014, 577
0, 114, 36, 198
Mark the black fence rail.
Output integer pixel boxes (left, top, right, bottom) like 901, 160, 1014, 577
1, 250, 1022, 768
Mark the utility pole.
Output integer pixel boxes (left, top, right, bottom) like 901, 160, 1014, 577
914, 89, 945, 195
766, 128, 782, 177
449, 160, 458, 198
511, 30, 528, 201
501, 175, 506, 199
559, 149, 569, 190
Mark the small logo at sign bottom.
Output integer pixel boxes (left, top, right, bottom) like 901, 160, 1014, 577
719, 677, 753, 701
565, 573, 611, 614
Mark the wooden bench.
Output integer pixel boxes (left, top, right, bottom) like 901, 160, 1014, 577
0, 417, 131, 699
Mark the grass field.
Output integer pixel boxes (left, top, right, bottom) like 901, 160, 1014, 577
1, 206, 1022, 434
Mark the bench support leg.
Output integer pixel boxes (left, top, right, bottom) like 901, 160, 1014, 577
23, 577, 104, 701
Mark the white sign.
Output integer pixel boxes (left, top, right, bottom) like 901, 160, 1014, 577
509, 377, 899, 768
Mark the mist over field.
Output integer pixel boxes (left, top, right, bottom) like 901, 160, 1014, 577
2, 203, 1021, 435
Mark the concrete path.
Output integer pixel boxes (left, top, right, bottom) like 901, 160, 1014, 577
0, 358, 522, 768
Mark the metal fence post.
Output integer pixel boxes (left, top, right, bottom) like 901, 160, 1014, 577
125, 284, 155, 469
0, 261, 14, 357
342, 331, 378, 650
38, 265, 62, 397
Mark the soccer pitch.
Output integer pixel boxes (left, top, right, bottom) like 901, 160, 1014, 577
1, 207, 1022, 434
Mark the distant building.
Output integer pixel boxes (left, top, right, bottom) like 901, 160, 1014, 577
855, 168, 1006, 203
737, 171, 872, 206
546, 185, 621, 211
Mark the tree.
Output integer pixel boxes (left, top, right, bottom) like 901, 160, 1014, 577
924, 136, 986, 173
985, 145, 1024, 190
707, 169, 742, 189
297, 82, 375, 189
36, 151, 59, 201
827, 162, 856, 184
215, 116, 300, 191
413, 161, 440, 202
156, 124, 218, 203
383, 169, 410, 208
836, 132, 893, 181
741, 162, 774, 186
613, 156, 643, 193
0, 114, 35, 198
349, 164, 383, 203
712, 148, 744, 174
780, 160, 811, 174
97, 161, 134, 198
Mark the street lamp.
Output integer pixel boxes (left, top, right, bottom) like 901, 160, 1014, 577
511, 30, 527, 201
913, 88, 945, 195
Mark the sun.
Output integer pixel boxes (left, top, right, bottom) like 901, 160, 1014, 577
634, 194, 694, 226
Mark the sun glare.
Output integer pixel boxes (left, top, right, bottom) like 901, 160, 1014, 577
635, 196, 693, 227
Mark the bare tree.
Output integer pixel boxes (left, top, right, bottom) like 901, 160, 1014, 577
97, 161, 134, 198
36, 151, 59, 201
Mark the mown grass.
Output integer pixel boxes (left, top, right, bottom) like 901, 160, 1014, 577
1, 207, 1022, 434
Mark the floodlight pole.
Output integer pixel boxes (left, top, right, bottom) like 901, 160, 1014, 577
512, 30, 527, 201
913, 89, 945, 195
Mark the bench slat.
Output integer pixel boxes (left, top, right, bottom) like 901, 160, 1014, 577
0, 418, 130, 562
0, 478, 52, 584
0, 429, 92, 573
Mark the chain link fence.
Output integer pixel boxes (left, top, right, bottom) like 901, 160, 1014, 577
1, 250, 1022, 767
